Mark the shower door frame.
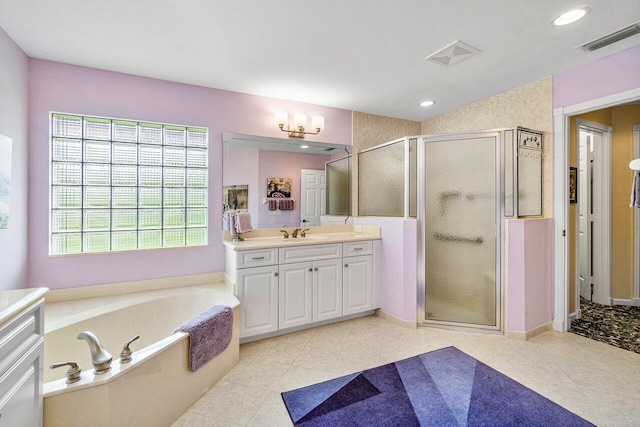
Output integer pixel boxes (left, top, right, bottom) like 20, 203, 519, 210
417, 130, 505, 331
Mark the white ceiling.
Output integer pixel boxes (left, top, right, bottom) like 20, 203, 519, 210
1, 0, 640, 122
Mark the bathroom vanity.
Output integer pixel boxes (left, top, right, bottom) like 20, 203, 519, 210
0, 288, 48, 427
224, 226, 381, 342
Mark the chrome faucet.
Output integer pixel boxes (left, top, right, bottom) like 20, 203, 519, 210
77, 331, 112, 374
292, 228, 302, 238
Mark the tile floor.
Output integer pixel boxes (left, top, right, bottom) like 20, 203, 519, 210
172, 315, 640, 426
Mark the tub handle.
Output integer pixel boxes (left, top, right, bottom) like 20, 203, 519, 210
50, 361, 82, 384
120, 335, 140, 365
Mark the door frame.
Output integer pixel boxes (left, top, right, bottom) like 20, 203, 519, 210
417, 130, 503, 331
553, 87, 640, 331
633, 124, 640, 305
574, 118, 612, 315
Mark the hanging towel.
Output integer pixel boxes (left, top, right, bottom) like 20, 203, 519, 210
173, 305, 233, 372
279, 199, 294, 210
235, 212, 253, 233
269, 199, 278, 211
224, 210, 239, 235
631, 171, 640, 208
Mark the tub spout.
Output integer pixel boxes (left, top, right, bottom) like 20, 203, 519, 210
77, 331, 112, 374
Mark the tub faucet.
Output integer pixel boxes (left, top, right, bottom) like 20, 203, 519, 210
77, 331, 112, 374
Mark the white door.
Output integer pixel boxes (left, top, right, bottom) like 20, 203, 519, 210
236, 266, 279, 337
343, 255, 373, 315
578, 133, 594, 301
300, 169, 326, 227
279, 262, 313, 329
312, 258, 343, 322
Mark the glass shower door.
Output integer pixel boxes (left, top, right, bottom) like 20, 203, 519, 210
423, 135, 499, 327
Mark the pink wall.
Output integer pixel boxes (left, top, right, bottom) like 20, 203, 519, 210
28, 59, 352, 290
353, 217, 417, 323
506, 219, 554, 333
553, 44, 640, 108
223, 149, 260, 229
0, 27, 29, 291
258, 150, 330, 228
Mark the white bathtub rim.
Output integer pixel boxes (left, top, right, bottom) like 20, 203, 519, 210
44, 281, 239, 397
44, 330, 187, 397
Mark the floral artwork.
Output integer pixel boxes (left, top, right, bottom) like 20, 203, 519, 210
267, 177, 291, 198
223, 185, 248, 212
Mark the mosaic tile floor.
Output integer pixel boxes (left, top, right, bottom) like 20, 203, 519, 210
570, 297, 640, 354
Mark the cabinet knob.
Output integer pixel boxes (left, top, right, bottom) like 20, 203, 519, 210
274, 272, 279, 277
314, 267, 318, 271
344, 264, 349, 268
308, 268, 313, 272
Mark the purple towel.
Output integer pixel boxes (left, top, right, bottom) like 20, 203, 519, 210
173, 305, 233, 372
235, 212, 253, 233
631, 171, 640, 208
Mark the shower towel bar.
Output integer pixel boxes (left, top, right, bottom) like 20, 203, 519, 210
433, 232, 483, 245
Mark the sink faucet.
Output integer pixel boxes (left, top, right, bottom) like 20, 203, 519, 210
292, 227, 302, 238
280, 225, 289, 239
77, 331, 112, 374
301, 228, 310, 237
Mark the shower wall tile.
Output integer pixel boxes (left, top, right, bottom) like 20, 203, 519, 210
421, 77, 553, 218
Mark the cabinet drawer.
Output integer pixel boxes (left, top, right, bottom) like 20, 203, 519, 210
343, 241, 373, 257
0, 302, 43, 378
279, 244, 342, 264
237, 248, 279, 268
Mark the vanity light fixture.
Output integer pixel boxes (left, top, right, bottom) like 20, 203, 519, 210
420, 100, 436, 107
275, 112, 324, 138
552, 7, 590, 26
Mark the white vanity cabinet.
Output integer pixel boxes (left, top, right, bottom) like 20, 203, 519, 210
0, 298, 45, 427
226, 238, 379, 342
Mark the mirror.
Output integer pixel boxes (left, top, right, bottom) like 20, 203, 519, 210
222, 132, 351, 229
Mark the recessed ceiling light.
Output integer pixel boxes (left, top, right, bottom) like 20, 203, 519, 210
552, 7, 590, 26
300, 145, 309, 149
420, 100, 435, 107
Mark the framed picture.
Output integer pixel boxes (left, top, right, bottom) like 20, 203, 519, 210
267, 177, 291, 198
223, 185, 248, 212
569, 167, 577, 204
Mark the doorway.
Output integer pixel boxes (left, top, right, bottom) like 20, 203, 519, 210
300, 169, 325, 226
575, 119, 612, 312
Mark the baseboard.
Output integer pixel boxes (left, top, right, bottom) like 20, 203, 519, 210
569, 310, 581, 321
375, 309, 417, 328
506, 322, 553, 341
610, 298, 639, 306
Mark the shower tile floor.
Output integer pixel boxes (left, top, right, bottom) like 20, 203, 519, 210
172, 315, 640, 427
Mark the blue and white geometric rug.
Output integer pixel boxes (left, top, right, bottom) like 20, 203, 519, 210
281, 346, 593, 426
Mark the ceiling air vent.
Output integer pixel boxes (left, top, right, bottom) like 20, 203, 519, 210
579, 22, 640, 51
425, 41, 480, 66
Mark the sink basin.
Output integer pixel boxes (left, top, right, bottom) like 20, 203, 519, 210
301, 235, 329, 240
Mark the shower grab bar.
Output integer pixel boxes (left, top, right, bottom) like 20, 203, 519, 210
433, 232, 483, 245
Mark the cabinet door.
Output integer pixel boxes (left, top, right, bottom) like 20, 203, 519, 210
343, 255, 373, 315
279, 262, 313, 329
236, 266, 279, 338
313, 259, 343, 322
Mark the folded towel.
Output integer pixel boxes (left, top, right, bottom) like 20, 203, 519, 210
235, 212, 253, 233
173, 305, 233, 372
279, 199, 294, 210
269, 199, 278, 211
632, 171, 640, 208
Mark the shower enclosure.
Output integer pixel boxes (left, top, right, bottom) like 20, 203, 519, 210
358, 128, 543, 330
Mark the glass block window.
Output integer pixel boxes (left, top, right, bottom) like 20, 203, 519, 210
50, 113, 208, 255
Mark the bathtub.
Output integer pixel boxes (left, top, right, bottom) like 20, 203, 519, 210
42, 274, 240, 427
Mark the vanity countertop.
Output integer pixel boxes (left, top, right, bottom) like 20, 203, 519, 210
0, 287, 49, 326
223, 225, 381, 251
